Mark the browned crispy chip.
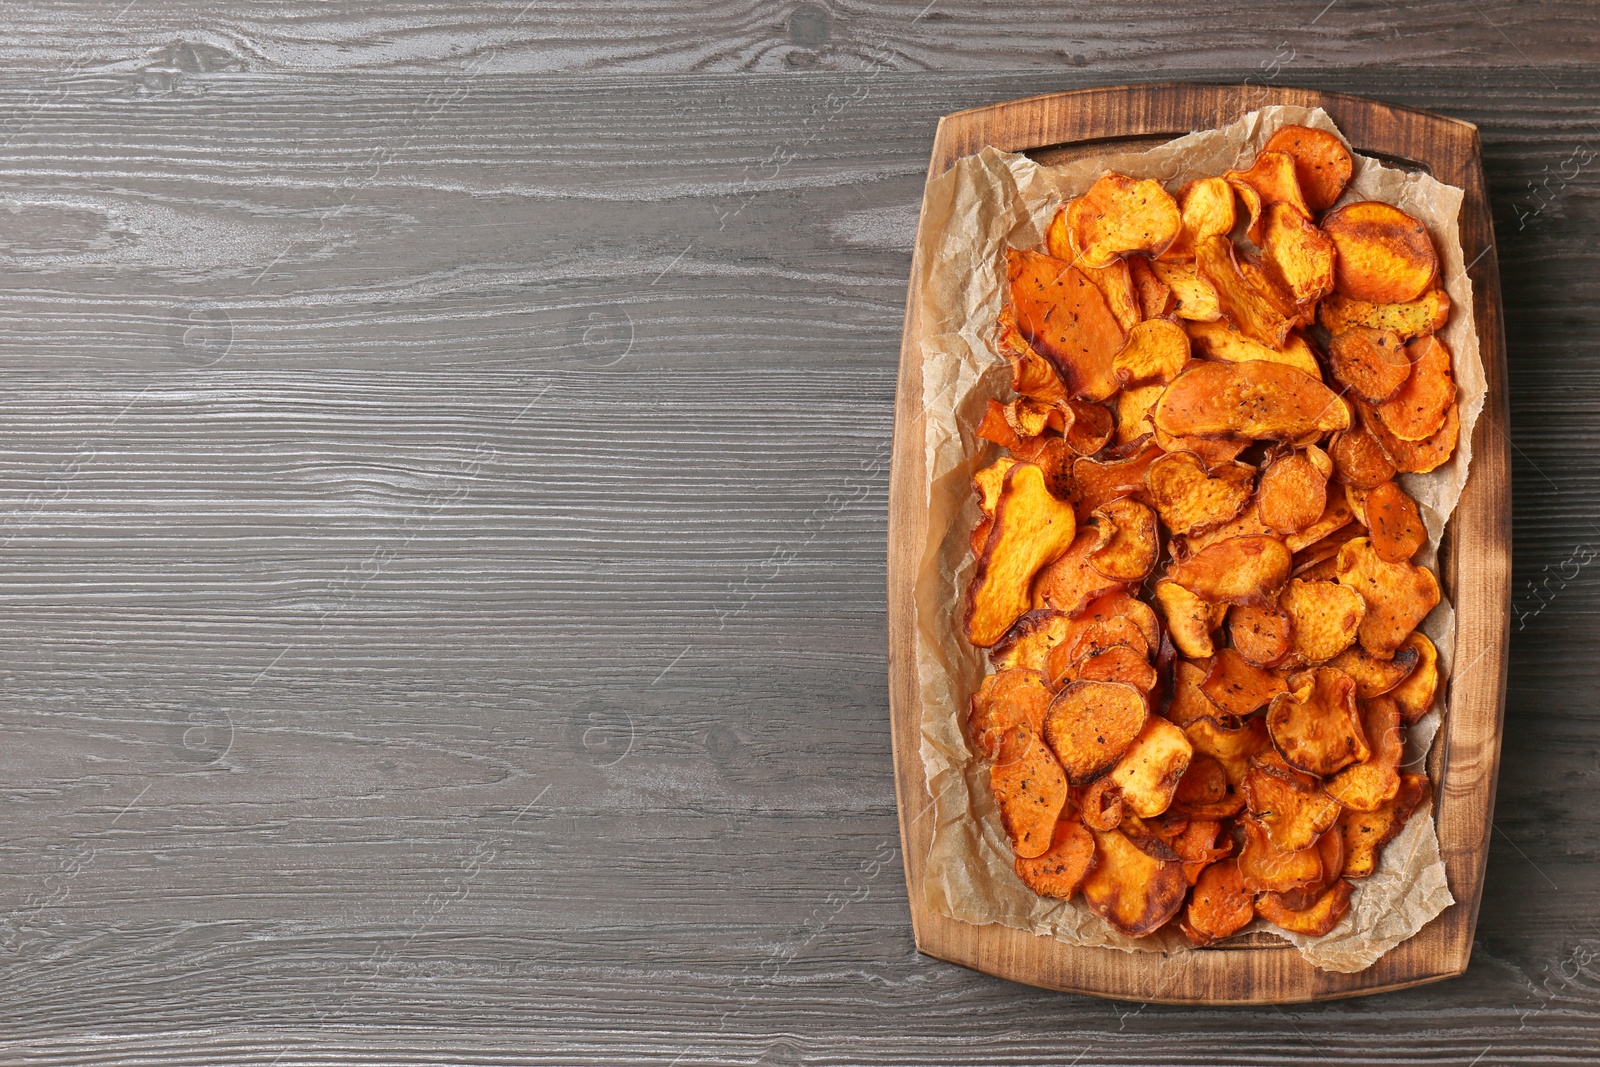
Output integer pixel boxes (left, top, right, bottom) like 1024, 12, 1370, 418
1256, 879, 1353, 936
1242, 756, 1342, 851
1070, 590, 1162, 649
1169, 818, 1232, 885
1327, 326, 1410, 405
1162, 176, 1236, 261
1279, 577, 1366, 664
1043, 680, 1150, 785
1080, 827, 1188, 937
1076, 776, 1124, 832
1226, 150, 1313, 222
1007, 248, 1126, 402
995, 307, 1070, 406
1128, 255, 1174, 319
1238, 816, 1326, 894
966, 463, 1080, 647
1229, 603, 1293, 668
1323, 200, 1438, 304
1145, 451, 1255, 536
1167, 535, 1292, 606
1184, 714, 1270, 787
1325, 695, 1404, 812
988, 609, 1073, 673
1262, 125, 1353, 212
1336, 537, 1442, 658
1107, 716, 1194, 817
1257, 450, 1330, 536
1058, 614, 1151, 669
1013, 814, 1099, 899
1365, 480, 1427, 563
1067, 174, 1183, 268
1260, 201, 1335, 305
968, 668, 1054, 759
1114, 382, 1163, 444
1154, 360, 1349, 440
1166, 659, 1223, 726
1331, 416, 1400, 488
990, 726, 1071, 858
1113, 318, 1191, 385
1373, 334, 1455, 444
1072, 644, 1159, 692
1318, 288, 1450, 340
1070, 437, 1162, 521
1325, 640, 1421, 699
1182, 319, 1321, 378
1088, 498, 1160, 581
1366, 398, 1459, 474
1032, 528, 1126, 616
1181, 857, 1257, 945
1195, 234, 1293, 348
1389, 632, 1439, 724
1148, 258, 1222, 321
1341, 772, 1430, 878
1267, 667, 1370, 776
1201, 648, 1289, 715
1171, 752, 1243, 817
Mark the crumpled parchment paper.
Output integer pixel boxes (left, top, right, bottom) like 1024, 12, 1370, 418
910, 106, 1484, 972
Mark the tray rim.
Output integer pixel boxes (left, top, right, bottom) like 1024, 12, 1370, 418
885, 82, 1511, 1005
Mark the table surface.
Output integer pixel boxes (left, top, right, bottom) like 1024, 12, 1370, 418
0, 4, 1595, 1065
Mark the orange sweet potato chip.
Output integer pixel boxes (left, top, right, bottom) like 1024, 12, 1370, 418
1127, 254, 1174, 318
1341, 771, 1430, 878
1166, 535, 1292, 606
1325, 640, 1421, 699
1088, 498, 1160, 582
1374, 334, 1455, 442
1045, 207, 1141, 331
1237, 816, 1326, 894
1162, 176, 1236, 262
1256, 879, 1353, 936
1325, 695, 1404, 812
1043, 680, 1150, 785
1257, 450, 1330, 536
1318, 287, 1451, 340
1001, 396, 1065, 439
1226, 150, 1313, 223
1070, 437, 1162, 521
1366, 397, 1459, 474
1330, 416, 1400, 488
1145, 451, 1255, 536
1107, 715, 1193, 818
1228, 603, 1293, 668
995, 307, 1070, 406
1336, 537, 1442, 658
1262, 125, 1353, 213
1279, 577, 1366, 664
1195, 234, 1293, 348
1171, 752, 1240, 815
1242, 757, 1342, 851
1183, 318, 1321, 379
1032, 528, 1126, 616
990, 725, 1071, 858
1166, 659, 1223, 726
988, 609, 1073, 673
1154, 359, 1349, 440
1283, 492, 1355, 554
1113, 318, 1191, 385
1076, 776, 1124, 832
1389, 631, 1439, 724
1113, 382, 1163, 444
968, 668, 1054, 759
1184, 714, 1270, 787
1181, 857, 1257, 945
1260, 201, 1336, 306
1201, 648, 1289, 715
1080, 827, 1188, 937
1365, 480, 1427, 563
1070, 590, 1161, 649
1327, 326, 1410, 405
1170, 818, 1232, 884
1067, 173, 1183, 268
1013, 814, 1099, 899
1323, 200, 1438, 304
1148, 258, 1222, 321
966, 463, 1080, 647
1059, 613, 1151, 668
1007, 248, 1126, 402
1267, 667, 1370, 776
1072, 644, 1159, 693
1155, 579, 1216, 658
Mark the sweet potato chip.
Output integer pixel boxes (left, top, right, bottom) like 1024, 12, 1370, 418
1044, 680, 1150, 785
1336, 537, 1442, 658
1002, 397, 1064, 439
1148, 258, 1222, 321
1327, 326, 1410, 405
1181, 857, 1257, 945
1166, 535, 1292, 606
1071, 590, 1162, 649
1060, 614, 1151, 667
1076, 776, 1124, 832
1257, 450, 1329, 536
1228, 603, 1293, 668
1154, 359, 1349, 441
1325, 695, 1403, 812
1150, 426, 1251, 468
973, 456, 1017, 517
1256, 879, 1353, 936
1243, 758, 1342, 852
1071, 438, 1161, 522
1182, 318, 1321, 378
1238, 816, 1326, 894
1080, 827, 1188, 937
1108, 715, 1194, 818
968, 668, 1054, 759
1201, 648, 1289, 715
1185, 714, 1269, 787
1279, 578, 1366, 664
1323, 200, 1438, 304
1113, 318, 1191, 385
1013, 814, 1099, 899
1330, 417, 1400, 488
1171, 752, 1236, 813
1374, 334, 1455, 443
1032, 528, 1126, 616
1113, 382, 1163, 445
995, 307, 1070, 406
1366, 398, 1459, 474
1162, 176, 1236, 261
1089, 498, 1160, 581
1007, 248, 1126, 402
1166, 659, 1222, 726
1073, 644, 1159, 692
1325, 640, 1420, 699
1260, 201, 1335, 305
1283, 492, 1355, 554
1341, 772, 1430, 878
1365, 480, 1427, 563
1267, 666, 1370, 776
1170, 818, 1231, 884
1155, 580, 1216, 659
967, 463, 1080, 647
1389, 632, 1439, 724
1067, 173, 1183, 268
1262, 125, 1353, 213
1195, 234, 1293, 348
1227, 150, 1312, 223
990, 725, 1071, 858
1317, 287, 1451, 340
988, 609, 1073, 673
1145, 451, 1255, 537
1127, 255, 1174, 319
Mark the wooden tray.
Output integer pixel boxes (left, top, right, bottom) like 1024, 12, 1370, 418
885, 84, 1510, 1004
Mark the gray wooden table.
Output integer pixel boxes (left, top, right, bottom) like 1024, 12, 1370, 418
0, 4, 1596, 1065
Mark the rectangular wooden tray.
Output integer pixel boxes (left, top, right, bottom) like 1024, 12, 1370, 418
885, 84, 1510, 1004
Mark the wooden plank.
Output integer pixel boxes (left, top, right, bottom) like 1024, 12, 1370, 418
887, 83, 1509, 1003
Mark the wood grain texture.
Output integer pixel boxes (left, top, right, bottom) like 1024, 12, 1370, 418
0, 48, 1590, 1067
